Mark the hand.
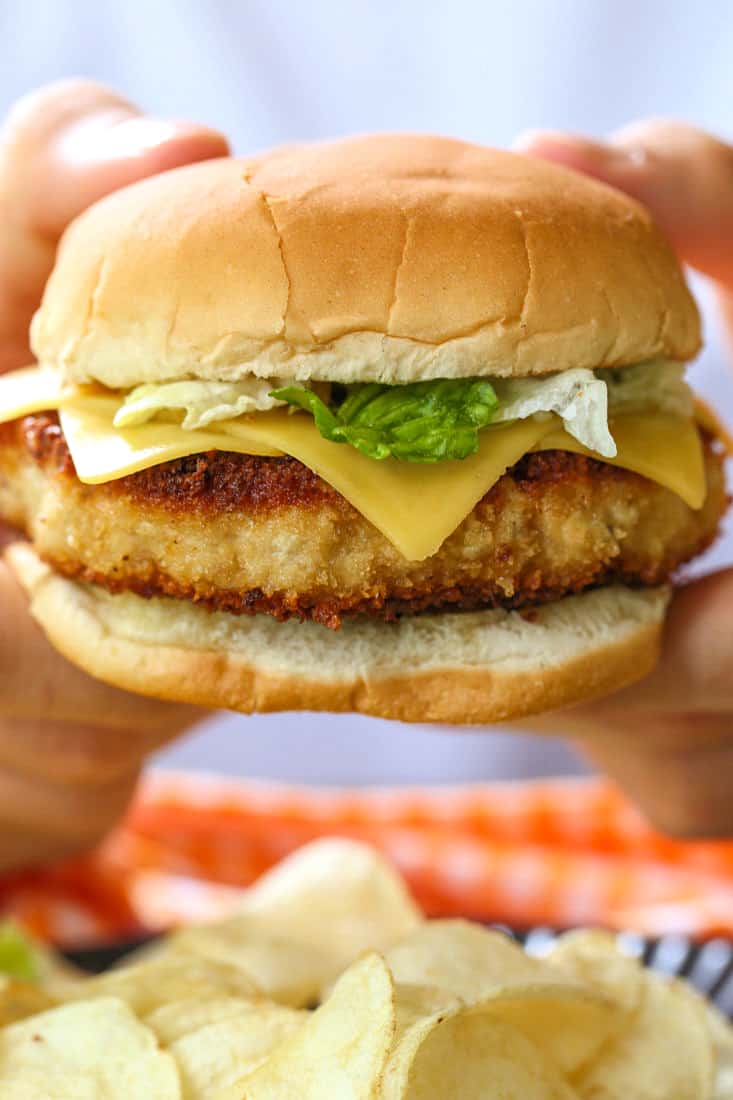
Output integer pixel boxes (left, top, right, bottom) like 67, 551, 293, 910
0, 81, 229, 871
515, 121, 733, 837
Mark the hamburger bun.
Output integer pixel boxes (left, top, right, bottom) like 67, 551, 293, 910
6, 544, 670, 725
31, 134, 699, 391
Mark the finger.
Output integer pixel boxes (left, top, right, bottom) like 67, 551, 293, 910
0, 761, 140, 870
0, 716, 182, 786
0, 822, 93, 873
0, 555, 204, 736
584, 568, 733, 717
0, 79, 230, 371
512, 570, 733, 835
514, 120, 733, 287
581, 724, 733, 838
2, 80, 230, 237
520, 705, 733, 839
519, 568, 733, 736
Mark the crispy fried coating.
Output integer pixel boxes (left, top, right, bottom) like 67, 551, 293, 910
0, 413, 725, 628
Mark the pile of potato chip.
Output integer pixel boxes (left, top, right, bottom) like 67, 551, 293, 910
0, 838, 731, 1098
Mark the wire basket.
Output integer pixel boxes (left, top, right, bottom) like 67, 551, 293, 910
518, 927, 733, 1017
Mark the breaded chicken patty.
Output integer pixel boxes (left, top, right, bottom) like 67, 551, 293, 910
0, 413, 726, 629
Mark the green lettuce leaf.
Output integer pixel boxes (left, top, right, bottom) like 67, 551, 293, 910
270, 379, 499, 461
0, 922, 39, 981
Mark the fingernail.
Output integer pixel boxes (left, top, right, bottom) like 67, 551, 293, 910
514, 129, 646, 171
512, 128, 586, 153
102, 117, 190, 157
608, 137, 650, 169
512, 128, 560, 152
59, 114, 214, 164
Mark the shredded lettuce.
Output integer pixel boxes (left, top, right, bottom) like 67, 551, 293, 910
270, 379, 499, 461
111, 360, 691, 464
113, 378, 294, 430
600, 360, 694, 419
492, 368, 617, 457
0, 922, 39, 982
275, 362, 690, 462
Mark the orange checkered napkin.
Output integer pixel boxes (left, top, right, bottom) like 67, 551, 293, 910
2, 772, 733, 948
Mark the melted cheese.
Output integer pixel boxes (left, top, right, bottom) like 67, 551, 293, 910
0, 365, 64, 421
0, 366, 711, 562
59, 395, 282, 481
222, 413, 552, 558
535, 414, 706, 510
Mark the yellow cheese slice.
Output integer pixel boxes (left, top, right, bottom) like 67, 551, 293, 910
0, 366, 712, 561
59, 395, 282, 482
0, 365, 65, 422
535, 413, 705, 510
222, 413, 552, 558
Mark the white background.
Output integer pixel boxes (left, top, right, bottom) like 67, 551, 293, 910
2, 0, 731, 783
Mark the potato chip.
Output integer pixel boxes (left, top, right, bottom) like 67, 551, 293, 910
381, 993, 578, 1100
146, 996, 264, 1045
716, 1064, 733, 1100
145, 992, 306, 1097
150, 839, 421, 1009
391, 981, 463, 1019
386, 919, 545, 993
235, 838, 422, 965
219, 952, 396, 1100
474, 983, 623, 1077
547, 930, 717, 1096
532, 930, 730, 1098
546, 931, 645, 1014
707, 1002, 733, 1100
0, 996, 181, 1099
165, 1001, 306, 1098
0, 976, 55, 1027
575, 971, 714, 1099
62, 954, 260, 1017
11, 842, 724, 1100
167, 923, 337, 1006
385, 920, 621, 1074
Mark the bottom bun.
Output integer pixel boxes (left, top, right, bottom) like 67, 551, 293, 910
6, 544, 669, 725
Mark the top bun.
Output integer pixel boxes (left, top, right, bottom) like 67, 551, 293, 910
32, 134, 700, 389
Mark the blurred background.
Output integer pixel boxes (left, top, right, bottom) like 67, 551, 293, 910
2, 0, 732, 785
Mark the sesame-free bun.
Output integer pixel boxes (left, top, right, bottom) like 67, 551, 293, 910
7, 544, 669, 725
31, 134, 699, 390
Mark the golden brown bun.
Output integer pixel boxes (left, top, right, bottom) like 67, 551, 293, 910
31, 134, 699, 389
6, 544, 669, 725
